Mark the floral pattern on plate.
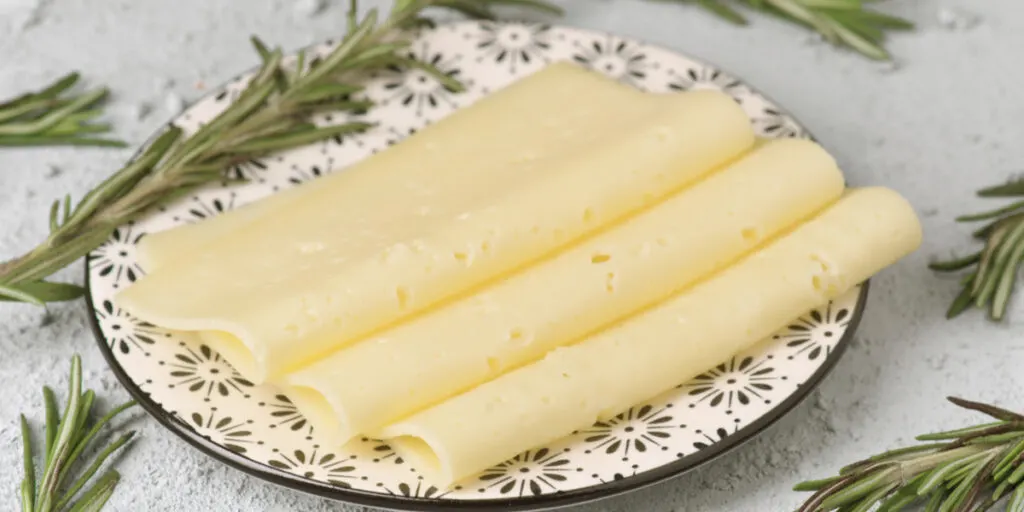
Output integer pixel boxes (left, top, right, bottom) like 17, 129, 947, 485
87, 21, 864, 509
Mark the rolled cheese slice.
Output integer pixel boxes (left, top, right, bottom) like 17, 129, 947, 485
117, 62, 756, 383
278, 138, 844, 446
381, 187, 922, 486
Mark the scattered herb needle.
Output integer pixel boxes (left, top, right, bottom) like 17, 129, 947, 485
0, 0, 560, 306
0, 73, 124, 148
19, 355, 137, 512
665, 0, 914, 60
795, 397, 1024, 512
931, 177, 1024, 321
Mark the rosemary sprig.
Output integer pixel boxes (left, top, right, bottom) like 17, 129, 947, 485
931, 177, 1024, 321
0, 0, 560, 306
20, 355, 137, 512
0, 73, 124, 148
667, 0, 914, 60
795, 397, 1024, 512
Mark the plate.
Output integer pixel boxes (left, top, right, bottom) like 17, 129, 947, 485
85, 20, 866, 511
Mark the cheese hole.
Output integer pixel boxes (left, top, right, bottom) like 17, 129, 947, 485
656, 237, 670, 248
741, 227, 759, 243
453, 251, 470, 265
582, 208, 595, 223
605, 272, 617, 293
480, 241, 492, 254
812, 275, 824, 293
486, 357, 501, 373
591, 253, 611, 264
396, 286, 411, 309
811, 254, 832, 272
507, 328, 524, 342
561, 372, 572, 379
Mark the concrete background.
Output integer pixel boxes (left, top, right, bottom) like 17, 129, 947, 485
1, 0, 1022, 510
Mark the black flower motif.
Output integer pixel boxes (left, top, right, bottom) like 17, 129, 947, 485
166, 344, 253, 400
226, 158, 268, 181
360, 437, 404, 465
381, 44, 462, 116
171, 193, 237, 225
378, 479, 448, 498
268, 449, 357, 487
95, 299, 166, 356
383, 126, 418, 149
477, 448, 576, 496
572, 36, 648, 86
476, 22, 551, 72
693, 424, 740, 450
579, 404, 676, 460
775, 302, 850, 361
188, 408, 254, 453
288, 160, 332, 185
262, 394, 312, 437
684, 355, 777, 412
90, 226, 145, 285
755, 106, 808, 139
668, 66, 743, 100
590, 465, 639, 484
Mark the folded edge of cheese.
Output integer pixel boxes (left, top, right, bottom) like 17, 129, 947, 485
116, 62, 756, 383
277, 137, 845, 447
380, 187, 923, 487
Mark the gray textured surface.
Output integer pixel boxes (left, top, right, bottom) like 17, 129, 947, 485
1, 1, 1023, 510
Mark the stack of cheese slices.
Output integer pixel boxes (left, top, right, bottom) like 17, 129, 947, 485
118, 62, 922, 486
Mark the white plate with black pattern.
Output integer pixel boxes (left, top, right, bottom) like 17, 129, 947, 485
86, 20, 866, 511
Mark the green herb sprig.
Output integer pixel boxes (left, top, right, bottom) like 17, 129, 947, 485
667, 0, 914, 60
0, 0, 560, 306
931, 178, 1024, 321
795, 397, 1024, 512
0, 73, 124, 148
19, 355, 137, 512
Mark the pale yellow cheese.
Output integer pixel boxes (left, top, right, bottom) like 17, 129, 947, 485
138, 186, 307, 271
117, 62, 756, 383
382, 187, 922, 486
279, 138, 844, 446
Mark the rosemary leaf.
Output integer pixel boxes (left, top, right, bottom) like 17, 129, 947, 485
666, 0, 912, 60
978, 179, 1024, 198
950, 398, 1024, 422
1009, 485, 1024, 512
929, 252, 982, 272
918, 422, 1006, 441
19, 356, 136, 512
0, 74, 121, 147
796, 400, 1024, 512
20, 416, 34, 512
934, 177, 1024, 321
67, 471, 120, 512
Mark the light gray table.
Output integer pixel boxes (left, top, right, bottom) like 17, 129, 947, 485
2, 1, 1022, 510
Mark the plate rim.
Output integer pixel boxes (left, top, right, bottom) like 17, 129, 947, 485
85, 20, 867, 511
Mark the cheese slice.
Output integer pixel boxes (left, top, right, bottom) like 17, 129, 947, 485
117, 62, 756, 383
278, 138, 844, 446
138, 185, 307, 271
381, 187, 922, 486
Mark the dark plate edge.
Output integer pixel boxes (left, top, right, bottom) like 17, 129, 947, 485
83, 20, 869, 512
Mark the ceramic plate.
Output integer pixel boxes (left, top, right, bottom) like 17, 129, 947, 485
86, 20, 866, 511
